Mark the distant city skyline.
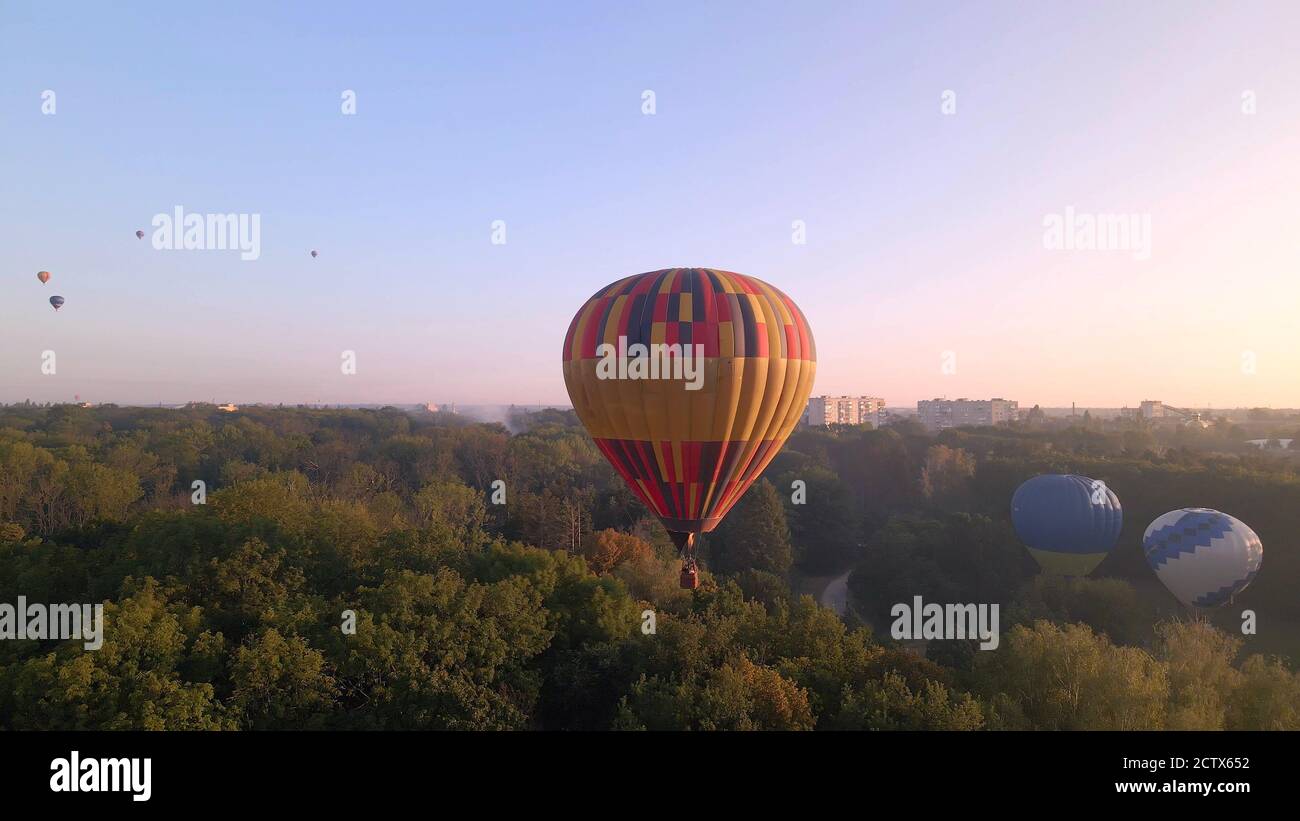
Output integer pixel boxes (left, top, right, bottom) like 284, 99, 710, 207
5, 3, 1299, 408
7, 391, 1297, 416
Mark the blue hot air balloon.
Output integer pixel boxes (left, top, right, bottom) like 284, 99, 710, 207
1143, 508, 1262, 608
1011, 474, 1122, 575
49, 295, 65, 311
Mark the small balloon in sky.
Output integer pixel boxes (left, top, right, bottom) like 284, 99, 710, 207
136, 230, 145, 239
310, 250, 318, 258
37, 270, 51, 284
50, 295, 65, 311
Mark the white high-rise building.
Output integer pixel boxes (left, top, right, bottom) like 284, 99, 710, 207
917, 398, 1018, 431
802, 396, 886, 427
1140, 400, 1165, 419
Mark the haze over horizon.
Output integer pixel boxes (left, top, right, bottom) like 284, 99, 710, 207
5, 2, 1299, 409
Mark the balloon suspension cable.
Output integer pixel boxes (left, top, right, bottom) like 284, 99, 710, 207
671, 532, 696, 562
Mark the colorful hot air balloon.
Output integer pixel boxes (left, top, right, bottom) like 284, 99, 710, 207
136, 230, 145, 239
37, 271, 50, 284
563, 268, 815, 588
1011, 474, 1122, 575
1144, 508, 1262, 608
49, 295, 65, 311
310, 250, 318, 258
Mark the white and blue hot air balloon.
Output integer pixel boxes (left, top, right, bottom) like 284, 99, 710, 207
1143, 508, 1262, 608
1011, 474, 1122, 576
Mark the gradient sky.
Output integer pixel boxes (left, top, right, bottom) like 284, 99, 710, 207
3, 1, 1299, 408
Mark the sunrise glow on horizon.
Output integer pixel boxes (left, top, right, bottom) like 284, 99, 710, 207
4, 2, 1299, 409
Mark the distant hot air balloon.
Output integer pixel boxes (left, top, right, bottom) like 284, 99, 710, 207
37, 271, 51, 284
1011, 474, 1122, 575
310, 250, 318, 258
49, 295, 65, 311
1144, 508, 1261, 608
136, 230, 145, 239
563, 268, 816, 589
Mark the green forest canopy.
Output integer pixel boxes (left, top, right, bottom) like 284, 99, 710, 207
1, 403, 1298, 730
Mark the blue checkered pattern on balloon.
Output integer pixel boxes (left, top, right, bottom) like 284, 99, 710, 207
1142, 508, 1262, 608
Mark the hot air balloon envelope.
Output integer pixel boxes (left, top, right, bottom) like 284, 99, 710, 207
49, 295, 65, 310
136, 230, 145, 239
37, 271, 51, 284
1011, 474, 1122, 575
310, 250, 318, 258
562, 268, 815, 541
1143, 508, 1261, 608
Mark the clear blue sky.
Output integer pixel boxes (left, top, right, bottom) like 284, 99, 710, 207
4, 1, 1299, 407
